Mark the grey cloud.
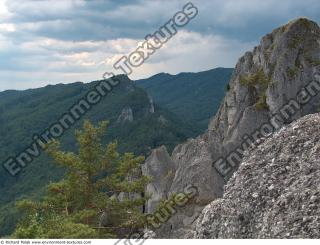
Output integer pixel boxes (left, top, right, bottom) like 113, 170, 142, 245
0, 0, 320, 90
3, 0, 320, 42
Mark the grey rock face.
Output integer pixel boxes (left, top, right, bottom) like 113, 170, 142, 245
207, 18, 320, 171
148, 95, 155, 114
117, 107, 133, 123
170, 136, 224, 200
195, 113, 320, 238
143, 18, 320, 238
142, 146, 175, 213
158, 115, 168, 125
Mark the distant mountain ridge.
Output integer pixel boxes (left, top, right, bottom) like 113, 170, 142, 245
0, 76, 195, 236
136, 68, 233, 133
0, 68, 230, 236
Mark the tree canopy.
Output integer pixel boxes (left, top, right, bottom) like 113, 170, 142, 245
13, 120, 151, 239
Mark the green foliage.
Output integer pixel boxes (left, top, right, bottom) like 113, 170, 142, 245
263, 51, 271, 63
240, 68, 272, 110
288, 35, 303, 49
0, 69, 230, 235
0, 77, 193, 236
13, 213, 97, 239
275, 25, 286, 34
282, 18, 314, 36
255, 94, 269, 110
294, 18, 314, 31
164, 170, 175, 180
12, 120, 151, 239
226, 84, 231, 91
136, 68, 233, 132
287, 67, 299, 79
270, 43, 276, 51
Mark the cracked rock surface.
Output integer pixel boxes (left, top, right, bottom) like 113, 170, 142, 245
143, 18, 320, 238
195, 113, 320, 238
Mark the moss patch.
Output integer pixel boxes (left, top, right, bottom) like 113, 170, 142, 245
164, 170, 175, 180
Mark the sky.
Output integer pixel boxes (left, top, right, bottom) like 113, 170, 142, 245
0, 0, 319, 91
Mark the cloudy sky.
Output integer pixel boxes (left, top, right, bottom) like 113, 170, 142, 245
0, 0, 319, 91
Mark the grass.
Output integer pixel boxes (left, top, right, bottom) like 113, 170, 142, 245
240, 67, 272, 110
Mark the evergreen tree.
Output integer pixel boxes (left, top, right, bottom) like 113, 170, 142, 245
13, 120, 151, 239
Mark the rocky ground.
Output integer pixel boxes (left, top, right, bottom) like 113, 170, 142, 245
195, 113, 320, 238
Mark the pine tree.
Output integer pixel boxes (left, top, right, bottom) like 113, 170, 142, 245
13, 120, 151, 239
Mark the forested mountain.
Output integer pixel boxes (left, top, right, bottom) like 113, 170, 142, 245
0, 75, 196, 236
0, 68, 231, 236
136, 68, 233, 132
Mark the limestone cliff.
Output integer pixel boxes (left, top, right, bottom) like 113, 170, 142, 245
142, 146, 175, 214
143, 18, 320, 237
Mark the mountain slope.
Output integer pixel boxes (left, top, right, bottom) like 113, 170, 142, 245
135, 68, 233, 133
0, 76, 195, 236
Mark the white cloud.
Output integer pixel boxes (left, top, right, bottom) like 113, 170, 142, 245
0, 0, 11, 20
130, 30, 255, 79
0, 0, 319, 90
0, 29, 254, 91
0, 23, 15, 32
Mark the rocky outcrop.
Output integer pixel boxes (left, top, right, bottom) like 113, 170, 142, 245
209, 18, 320, 164
117, 107, 133, 123
148, 95, 155, 114
195, 113, 320, 238
142, 18, 320, 237
142, 146, 175, 213
158, 115, 168, 125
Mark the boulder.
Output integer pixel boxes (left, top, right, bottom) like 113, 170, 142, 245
195, 113, 320, 238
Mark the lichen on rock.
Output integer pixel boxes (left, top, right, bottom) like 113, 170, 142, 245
195, 113, 320, 238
